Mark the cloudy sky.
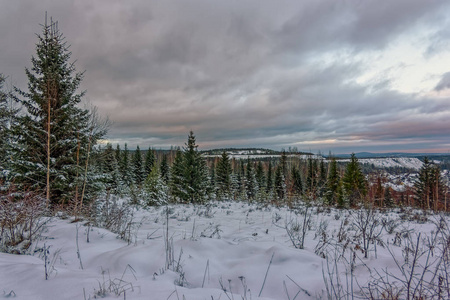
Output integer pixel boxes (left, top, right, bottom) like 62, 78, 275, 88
2, 0, 450, 153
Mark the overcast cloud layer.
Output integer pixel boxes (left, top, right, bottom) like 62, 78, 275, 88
2, 0, 450, 153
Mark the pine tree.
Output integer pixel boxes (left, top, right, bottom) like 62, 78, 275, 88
132, 145, 144, 186
342, 153, 367, 207
216, 151, 232, 199
11, 18, 104, 205
160, 154, 170, 184
144, 148, 155, 177
325, 158, 341, 206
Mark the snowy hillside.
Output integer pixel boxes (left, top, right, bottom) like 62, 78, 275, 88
338, 157, 424, 170
1, 201, 449, 299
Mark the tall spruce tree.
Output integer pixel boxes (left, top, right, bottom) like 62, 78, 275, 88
342, 153, 367, 207
384, 186, 394, 208
325, 158, 340, 206
414, 157, 443, 210
280, 150, 288, 177
12, 18, 103, 205
100, 143, 119, 194
120, 143, 130, 185
255, 161, 265, 192
291, 165, 302, 198
0, 75, 17, 174
266, 161, 273, 193
132, 145, 144, 186
274, 166, 286, 201
306, 157, 318, 199
144, 164, 169, 206
144, 147, 155, 177
170, 149, 185, 202
216, 151, 232, 199
160, 154, 170, 184
245, 159, 257, 200
182, 131, 208, 203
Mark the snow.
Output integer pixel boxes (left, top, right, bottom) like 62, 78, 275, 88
337, 157, 424, 170
204, 154, 323, 160
1, 202, 448, 299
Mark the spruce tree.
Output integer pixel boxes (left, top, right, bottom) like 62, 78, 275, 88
384, 186, 394, 208
291, 165, 302, 198
209, 162, 216, 198
216, 151, 232, 199
325, 158, 340, 206
132, 145, 144, 186
120, 143, 130, 185
238, 160, 246, 199
0, 75, 17, 174
317, 159, 327, 197
266, 161, 273, 193
245, 159, 257, 200
274, 166, 286, 201
12, 18, 103, 205
100, 143, 119, 194
144, 164, 169, 206
342, 153, 367, 207
182, 131, 208, 203
280, 150, 288, 177
306, 157, 318, 199
255, 161, 265, 191
144, 147, 155, 177
160, 154, 170, 184
170, 149, 185, 202
115, 144, 121, 169
414, 157, 443, 210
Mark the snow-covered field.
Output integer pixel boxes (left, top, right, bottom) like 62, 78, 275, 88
1, 201, 449, 299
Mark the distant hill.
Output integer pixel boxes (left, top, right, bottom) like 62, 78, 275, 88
201, 148, 313, 156
333, 152, 450, 159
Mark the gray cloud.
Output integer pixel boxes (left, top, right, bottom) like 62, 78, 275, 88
435, 72, 450, 91
1, 0, 450, 153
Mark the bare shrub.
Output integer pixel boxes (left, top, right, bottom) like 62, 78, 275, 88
351, 206, 384, 259
0, 185, 49, 254
362, 216, 450, 299
90, 195, 139, 244
280, 205, 313, 250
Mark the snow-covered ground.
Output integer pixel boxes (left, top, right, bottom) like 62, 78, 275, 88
1, 201, 449, 299
338, 157, 424, 170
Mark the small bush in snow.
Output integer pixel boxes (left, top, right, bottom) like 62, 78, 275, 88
0, 185, 49, 254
